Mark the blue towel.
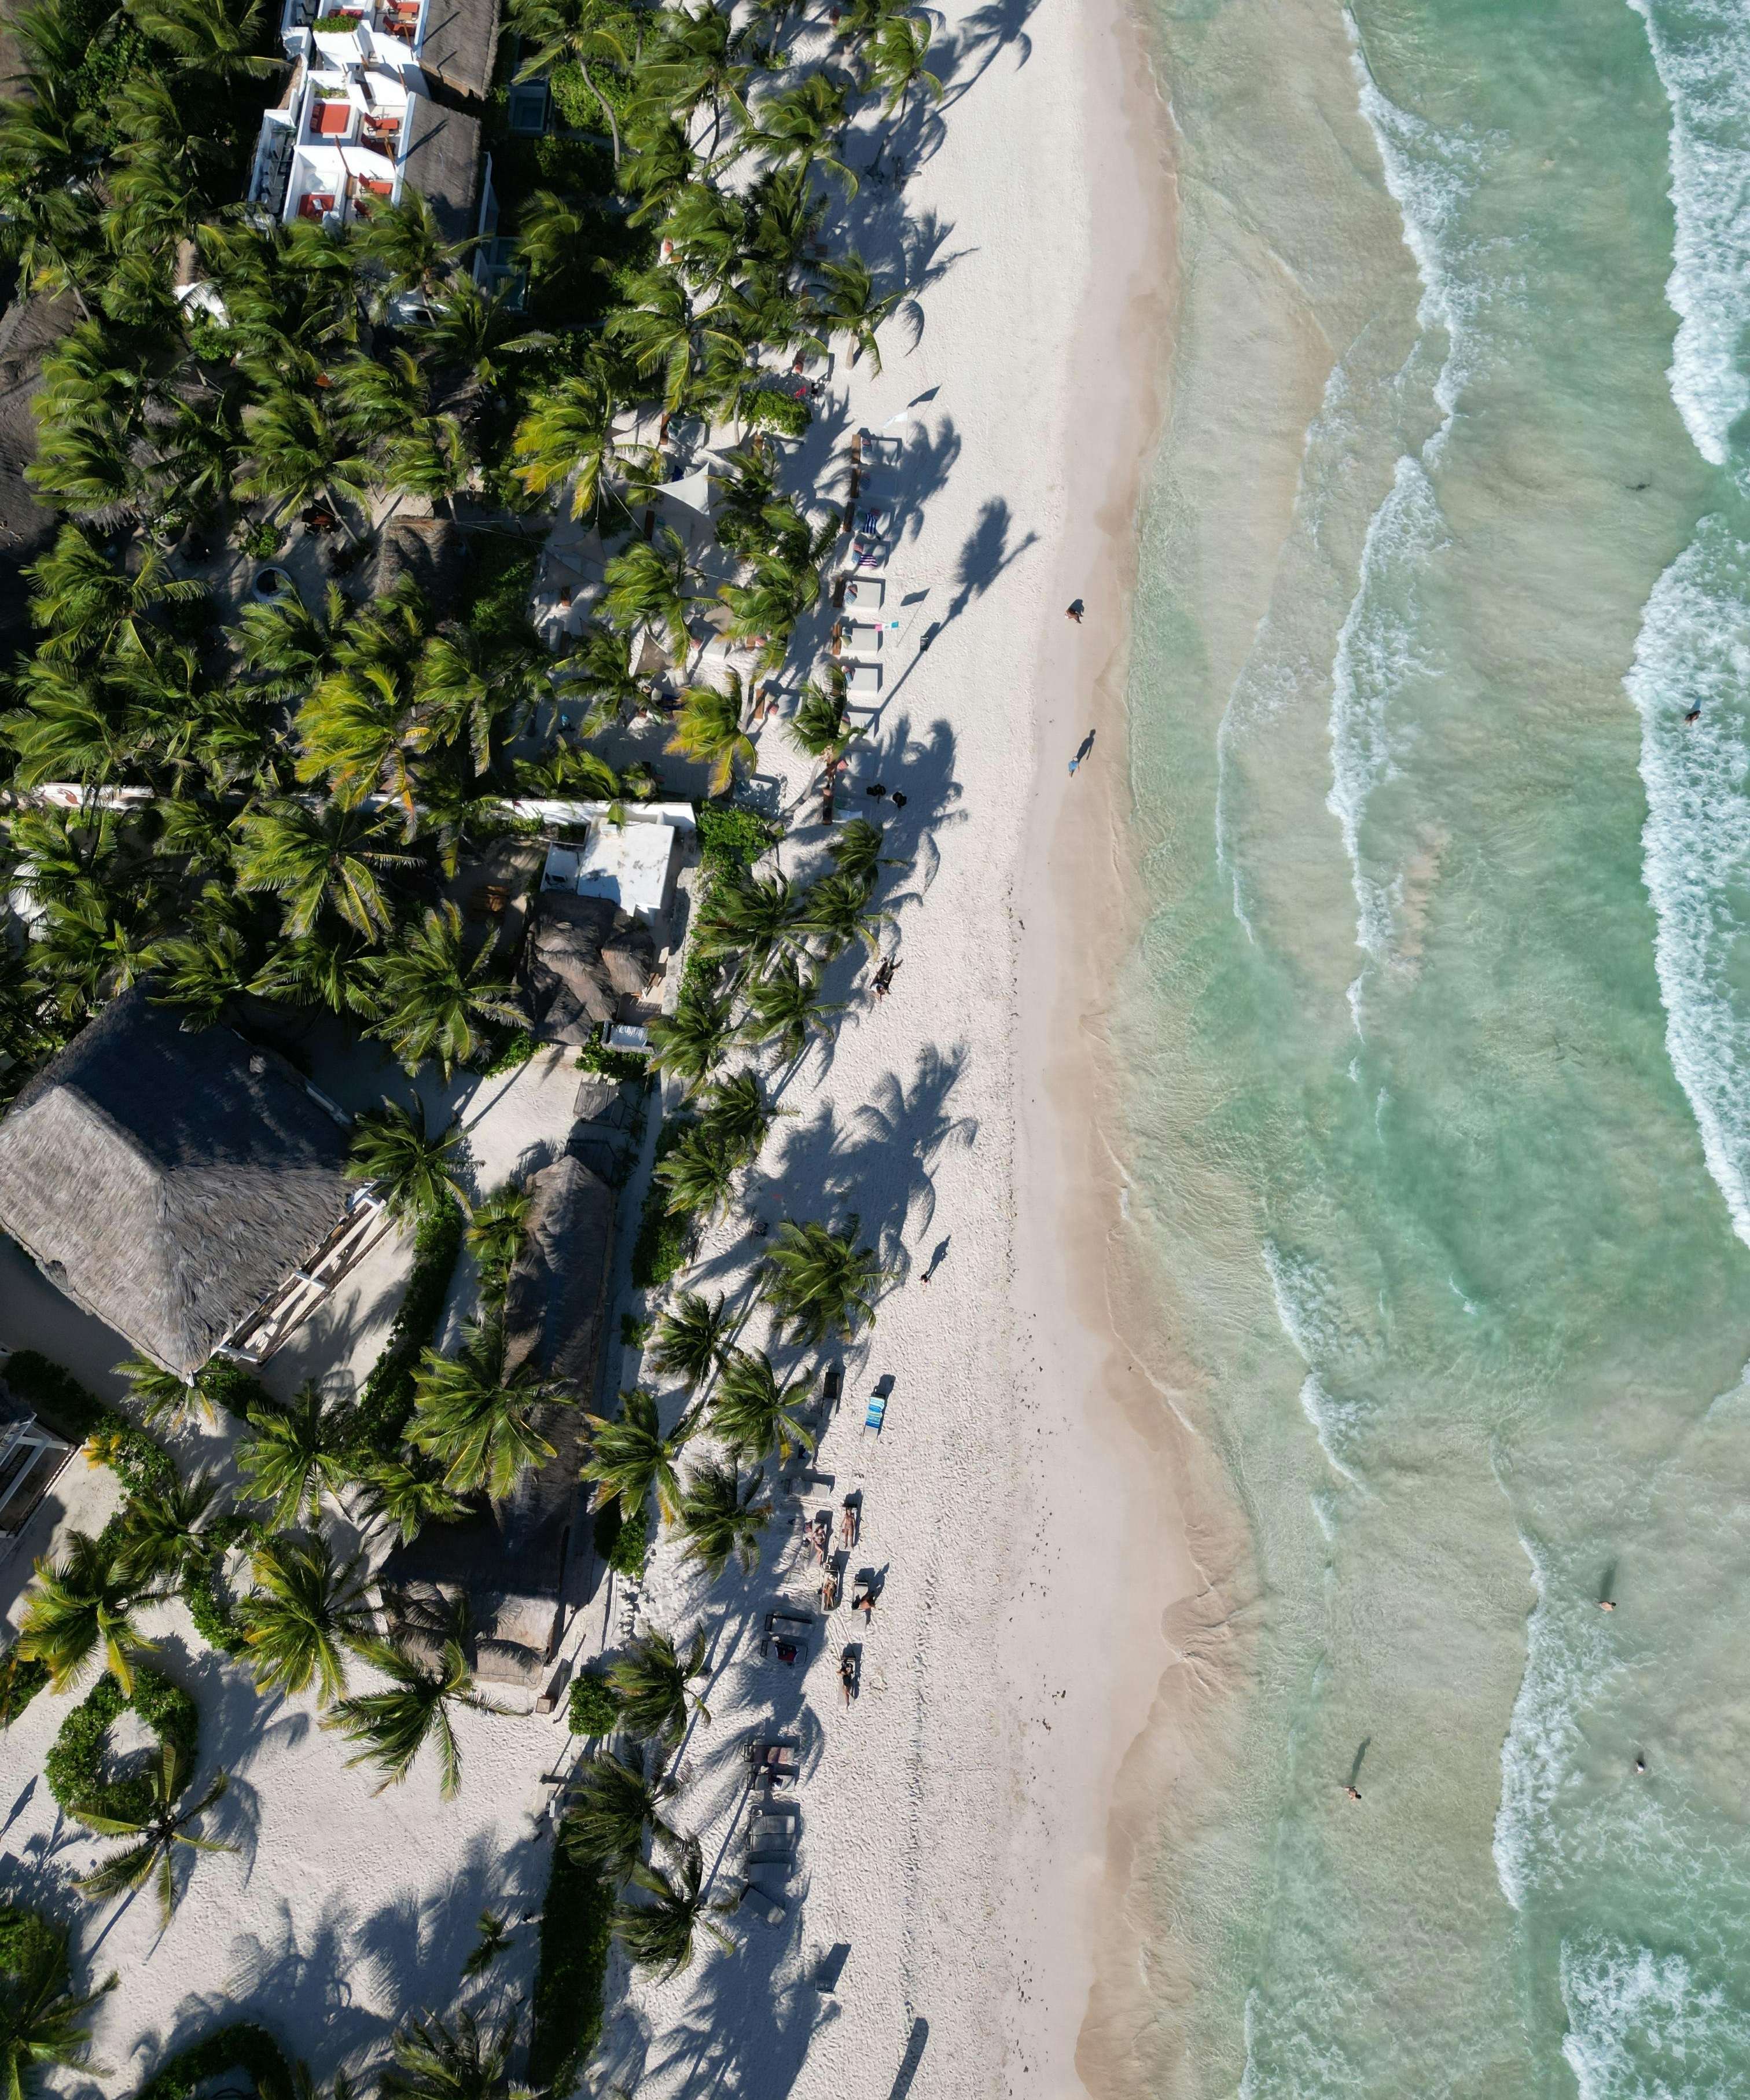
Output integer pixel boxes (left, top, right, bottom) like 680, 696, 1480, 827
864, 1396, 886, 1430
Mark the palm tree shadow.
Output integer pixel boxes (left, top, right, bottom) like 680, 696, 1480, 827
936, 0, 1041, 105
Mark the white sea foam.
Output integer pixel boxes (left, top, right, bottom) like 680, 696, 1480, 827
1629, 0, 1750, 474
1492, 1531, 1617, 1912
1262, 1242, 1366, 1485
1624, 517, 1750, 1251
1561, 1936, 1750, 2100
1325, 49, 1485, 1001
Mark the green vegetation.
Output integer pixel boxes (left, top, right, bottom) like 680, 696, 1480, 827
566, 1668, 622, 1738
0, 1903, 115, 2100
43, 1665, 198, 1822
134, 2024, 296, 2100
347, 1201, 468, 1452
526, 1849, 613, 2094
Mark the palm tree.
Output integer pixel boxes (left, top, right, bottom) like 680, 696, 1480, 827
27, 525, 205, 662
378, 2010, 514, 2100
508, 0, 630, 161
352, 189, 468, 299
611, 1838, 736, 1976
787, 676, 861, 770
0, 1908, 115, 2100
867, 10, 940, 116
762, 1216, 888, 1344
112, 1470, 226, 1589
645, 5, 759, 160
695, 1070, 781, 1161
797, 870, 894, 961
407, 1320, 561, 1503
811, 255, 905, 373
347, 1100, 469, 1222
667, 680, 755, 796
653, 1126, 742, 1220
609, 1627, 711, 1749
602, 526, 698, 657
239, 1384, 354, 1530
114, 1354, 215, 1430
234, 801, 417, 939
647, 1290, 730, 1392
467, 1180, 532, 1303
328, 1616, 505, 1799
239, 1534, 371, 1705
16, 1533, 158, 1694
73, 1745, 234, 1927
368, 904, 525, 1079
646, 986, 733, 1093
708, 1349, 815, 1464
128, 0, 278, 79
422, 277, 552, 391
236, 386, 369, 535
694, 868, 801, 977
461, 1911, 514, 1981
580, 1386, 692, 1527
748, 73, 856, 192
675, 1458, 771, 1579
414, 627, 539, 777
510, 372, 644, 522
739, 957, 844, 1066
250, 930, 383, 1020
560, 1747, 678, 1881
355, 1457, 469, 1546
607, 266, 746, 415
826, 816, 900, 891
295, 660, 424, 823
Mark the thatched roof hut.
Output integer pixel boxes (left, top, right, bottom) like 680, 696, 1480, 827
371, 516, 469, 609
521, 891, 659, 1046
0, 990, 354, 1377
379, 1150, 616, 1685
399, 97, 484, 245
415, 0, 500, 99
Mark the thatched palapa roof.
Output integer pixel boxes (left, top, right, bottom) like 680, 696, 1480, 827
399, 97, 483, 247
416, 0, 499, 99
0, 990, 352, 1377
521, 890, 659, 1046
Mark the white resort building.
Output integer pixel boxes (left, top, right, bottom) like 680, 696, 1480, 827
245, 0, 499, 244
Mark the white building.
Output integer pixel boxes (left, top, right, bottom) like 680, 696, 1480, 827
247, 0, 497, 242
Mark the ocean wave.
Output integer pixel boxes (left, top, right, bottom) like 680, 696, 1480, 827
1629, 0, 1750, 472
1262, 1242, 1367, 1484
1325, 454, 1443, 972
1624, 516, 1750, 1251
1492, 1531, 1617, 1912
1326, 47, 1484, 999
1561, 1936, 1750, 2100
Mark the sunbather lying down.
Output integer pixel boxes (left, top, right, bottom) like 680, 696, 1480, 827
852, 1585, 877, 1621
821, 1571, 841, 1610
840, 1497, 860, 1547
809, 1512, 832, 1564
839, 1653, 858, 1706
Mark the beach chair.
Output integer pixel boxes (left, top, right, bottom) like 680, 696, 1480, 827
845, 661, 881, 697
841, 575, 885, 611
761, 1610, 812, 1665
748, 1741, 798, 1786
863, 1391, 887, 1436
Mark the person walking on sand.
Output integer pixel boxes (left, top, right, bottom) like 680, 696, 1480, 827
1068, 730, 1095, 776
1599, 1598, 1617, 1612
1345, 1786, 1362, 1803
1066, 600, 1084, 624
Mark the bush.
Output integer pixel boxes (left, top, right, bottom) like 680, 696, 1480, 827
478, 1029, 538, 1077
345, 1202, 466, 1454
629, 1119, 694, 1290
0, 1651, 49, 1728
593, 1494, 648, 1580
575, 1040, 649, 1083
199, 1362, 273, 1421
182, 1514, 258, 1658
619, 1314, 649, 1351
696, 803, 781, 880
567, 1670, 620, 1737
526, 1848, 613, 2095
135, 2024, 296, 2100
1, 1351, 174, 1495
44, 1665, 199, 1822
742, 386, 812, 437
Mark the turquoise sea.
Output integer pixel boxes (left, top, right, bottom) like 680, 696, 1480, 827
1119, 0, 1750, 2090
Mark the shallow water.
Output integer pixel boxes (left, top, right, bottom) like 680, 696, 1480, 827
1119, 0, 1750, 2089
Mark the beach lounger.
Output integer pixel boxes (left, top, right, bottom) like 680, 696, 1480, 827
749, 1741, 799, 1784
748, 1808, 798, 1848
742, 1882, 788, 1927
845, 661, 881, 697
748, 1848, 796, 1871
841, 575, 885, 611
761, 1610, 812, 1664
863, 1391, 887, 1436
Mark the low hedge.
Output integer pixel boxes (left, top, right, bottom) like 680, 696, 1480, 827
134, 2024, 296, 2100
1, 1352, 174, 1495
45, 1665, 199, 1822
629, 1120, 694, 1290
346, 1202, 466, 1454
183, 1514, 258, 1658
527, 1847, 613, 2095
567, 1669, 620, 1737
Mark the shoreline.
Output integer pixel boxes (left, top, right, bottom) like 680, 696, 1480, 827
1005, 2, 1225, 2094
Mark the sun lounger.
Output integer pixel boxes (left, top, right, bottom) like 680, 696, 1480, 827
761, 1610, 812, 1664
742, 1882, 788, 1926
748, 1810, 797, 1850
748, 1848, 796, 1871
840, 575, 885, 610
863, 1392, 887, 1436
749, 1741, 798, 1784
844, 661, 881, 697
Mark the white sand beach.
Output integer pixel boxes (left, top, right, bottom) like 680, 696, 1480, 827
0, 0, 1187, 2091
